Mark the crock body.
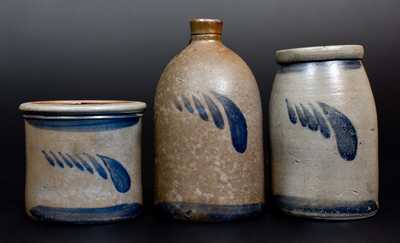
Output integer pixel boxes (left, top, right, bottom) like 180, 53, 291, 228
21, 101, 145, 223
270, 58, 379, 220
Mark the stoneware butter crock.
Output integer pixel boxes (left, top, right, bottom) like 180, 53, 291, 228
269, 45, 379, 220
154, 18, 264, 222
19, 100, 146, 223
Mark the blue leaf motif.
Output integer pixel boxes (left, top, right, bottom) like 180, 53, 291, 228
65, 153, 84, 171
42, 151, 131, 193
42, 151, 55, 167
285, 99, 358, 161
192, 95, 209, 121
318, 102, 358, 161
49, 151, 64, 168
211, 91, 248, 154
97, 154, 131, 193
172, 91, 248, 153
84, 153, 108, 180
203, 94, 225, 129
75, 154, 94, 174
285, 99, 297, 124
58, 152, 73, 168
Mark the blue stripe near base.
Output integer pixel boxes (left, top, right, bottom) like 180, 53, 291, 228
155, 202, 264, 222
275, 195, 378, 219
29, 203, 142, 224
26, 117, 140, 132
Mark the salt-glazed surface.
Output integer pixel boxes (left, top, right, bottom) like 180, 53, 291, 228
270, 45, 379, 220
20, 100, 146, 223
154, 18, 265, 221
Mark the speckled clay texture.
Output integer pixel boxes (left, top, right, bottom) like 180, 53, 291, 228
154, 19, 264, 221
20, 100, 146, 223
269, 45, 379, 220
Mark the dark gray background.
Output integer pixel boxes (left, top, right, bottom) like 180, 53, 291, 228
1, 0, 399, 242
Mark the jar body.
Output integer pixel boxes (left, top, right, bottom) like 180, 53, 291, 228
154, 40, 264, 221
24, 115, 143, 223
270, 60, 378, 220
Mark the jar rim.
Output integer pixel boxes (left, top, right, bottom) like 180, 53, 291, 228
276, 45, 364, 64
19, 100, 146, 115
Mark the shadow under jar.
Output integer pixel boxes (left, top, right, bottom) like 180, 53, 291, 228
154, 18, 264, 222
19, 100, 146, 223
269, 45, 379, 220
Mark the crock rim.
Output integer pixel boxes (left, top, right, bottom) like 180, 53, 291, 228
19, 100, 147, 115
276, 45, 364, 64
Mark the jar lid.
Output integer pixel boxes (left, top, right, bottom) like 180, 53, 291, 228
19, 100, 146, 116
276, 45, 364, 64
190, 18, 223, 35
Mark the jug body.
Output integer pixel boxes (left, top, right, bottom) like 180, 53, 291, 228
154, 18, 264, 221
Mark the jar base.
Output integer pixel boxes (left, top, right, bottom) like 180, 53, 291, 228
154, 202, 264, 222
275, 195, 378, 221
28, 203, 142, 224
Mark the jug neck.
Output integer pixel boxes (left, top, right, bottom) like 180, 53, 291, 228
190, 34, 222, 42
190, 18, 223, 42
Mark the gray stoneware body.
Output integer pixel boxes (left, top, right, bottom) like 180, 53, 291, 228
20, 100, 146, 223
154, 19, 265, 222
269, 45, 379, 220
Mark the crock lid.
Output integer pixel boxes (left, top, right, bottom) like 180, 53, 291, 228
19, 100, 146, 115
276, 45, 364, 64
190, 18, 223, 35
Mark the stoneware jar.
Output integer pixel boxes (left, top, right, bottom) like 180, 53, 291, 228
19, 100, 146, 223
269, 45, 379, 220
154, 18, 264, 221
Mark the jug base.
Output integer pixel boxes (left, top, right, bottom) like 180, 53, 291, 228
155, 202, 264, 222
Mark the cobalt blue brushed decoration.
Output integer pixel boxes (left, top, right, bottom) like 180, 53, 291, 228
75, 154, 94, 174
65, 153, 85, 171
192, 95, 209, 121
29, 203, 142, 223
279, 60, 362, 74
181, 95, 194, 113
341, 60, 362, 69
84, 153, 108, 179
173, 98, 183, 112
212, 91, 248, 153
285, 99, 357, 161
310, 104, 331, 138
42, 152, 131, 192
285, 99, 297, 124
49, 151, 64, 168
173, 91, 247, 153
275, 195, 377, 216
295, 105, 308, 127
97, 154, 131, 193
301, 104, 318, 131
42, 151, 55, 166
203, 94, 225, 129
26, 117, 139, 132
58, 152, 74, 168
318, 102, 358, 161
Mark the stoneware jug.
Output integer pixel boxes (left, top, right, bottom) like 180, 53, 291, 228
19, 100, 146, 223
269, 45, 379, 220
154, 18, 264, 222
